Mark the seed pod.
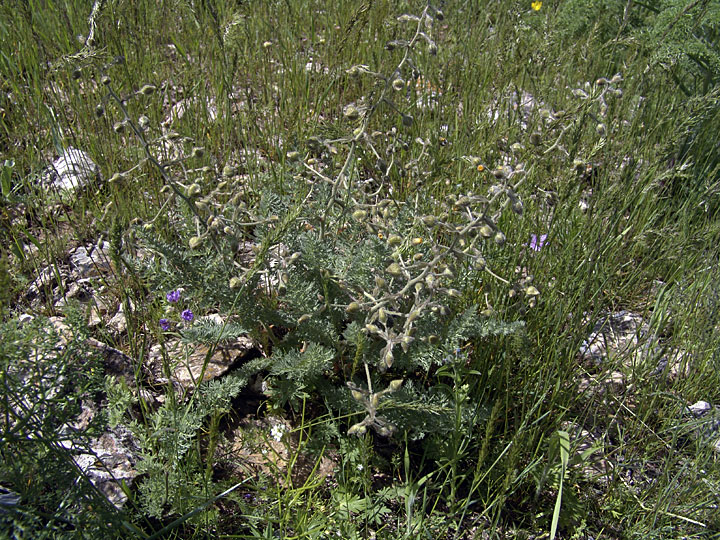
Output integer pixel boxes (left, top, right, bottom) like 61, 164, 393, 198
190, 146, 204, 159
422, 215, 437, 226
474, 255, 486, 270
596, 123, 606, 137
351, 390, 365, 402
113, 121, 125, 133
413, 253, 423, 261
375, 276, 386, 288
297, 314, 311, 324
138, 115, 150, 129
187, 183, 202, 197
101, 75, 111, 85
378, 308, 388, 324
479, 224, 493, 238
365, 323, 380, 334
392, 78, 405, 91
402, 114, 413, 127
189, 236, 202, 249
109, 172, 124, 183
512, 200, 523, 215
346, 302, 360, 314
494, 231, 506, 246
530, 132, 542, 146
446, 288, 461, 298
95, 104, 105, 117
352, 209, 367, 221
388, 379, 403, 392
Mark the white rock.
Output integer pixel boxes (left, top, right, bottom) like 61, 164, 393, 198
43, 148, 100, 194
689, 400, 712, 417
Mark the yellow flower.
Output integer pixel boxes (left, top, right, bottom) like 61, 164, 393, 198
531, 1, 542, 10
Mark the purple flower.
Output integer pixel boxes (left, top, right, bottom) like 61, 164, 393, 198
166, 290, 181, 303
529, 234, 547, 251
159, 318, 170, 331
181, 309, 194, 322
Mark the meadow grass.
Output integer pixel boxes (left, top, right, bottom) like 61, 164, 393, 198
1, 0, 720, 538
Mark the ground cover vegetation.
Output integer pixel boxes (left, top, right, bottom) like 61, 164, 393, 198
1, 0, 720, 538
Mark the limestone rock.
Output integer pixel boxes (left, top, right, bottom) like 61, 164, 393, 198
42, 147, 100, 194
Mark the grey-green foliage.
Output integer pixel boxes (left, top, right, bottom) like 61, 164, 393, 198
0, 316, 121, 538
133, 370, 250, 518
555, 0, 720, 95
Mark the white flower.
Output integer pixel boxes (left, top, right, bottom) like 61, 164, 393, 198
270, 424, 287, 442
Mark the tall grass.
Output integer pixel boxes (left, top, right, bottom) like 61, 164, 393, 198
1, 0, 719, 538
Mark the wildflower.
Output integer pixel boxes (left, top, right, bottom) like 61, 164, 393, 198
166, 290, 181, 303
531, 1, 542, 10
270, 423, 287, 442
529, 234, 548, 251
159, 318, 170, 331
181, 309, 194, 321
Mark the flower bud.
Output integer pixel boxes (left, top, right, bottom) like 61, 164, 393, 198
530, 132, 542, 146
190, 146, 204, 159
413, 253, 423, 261
351, 390, 364, 402
348, 423, 367, 436
474, 256, 486, 270
386, 262, 403, 276
387, 234, 402, 246
138, 115, 150, 129
343, 105, 360, 121
95, 104, 105, 117
525, 286, 540, 296
352, 209, 367, 221
383, 349, 394, 368
101, 75, 111, 85
229, 277, 242, 289
365, 323, 380, 334
422, 215, 437, 226
138, 84, 156, 95
402, 114, 413, 127
596, 123, 606, 137
109, 172, 124, 183
297, 314, 311, 324
494, 231, 506, 246
113, 121, 126, 133
187, 183, 202, 197
375, 276, 386, 288
346, 301, 360, 313
189, 236, 202, 249
392, 78, 405, 91
378, 308, 388, 324
388, 379, 403, 392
